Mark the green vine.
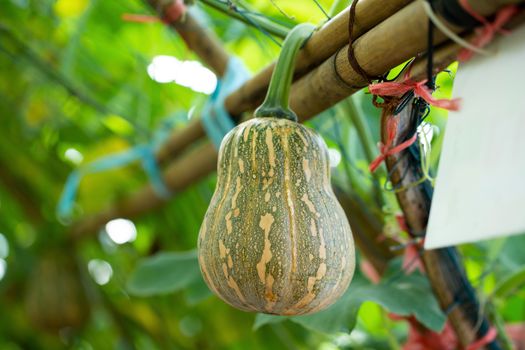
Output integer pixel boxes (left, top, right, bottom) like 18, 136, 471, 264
198, 0, 291, 39
254, 23, 315, 121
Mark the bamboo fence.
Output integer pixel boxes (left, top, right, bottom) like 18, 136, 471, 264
69, 0, 525, 347
71, 0, 417, 236
154, 0, 414, 163
72, 0, 522, 237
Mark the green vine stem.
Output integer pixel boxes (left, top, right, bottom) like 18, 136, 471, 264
198, 0, 291, 39
254, 23, 316, 121
343, 97, 386, 208
344, 98, 376, 167
486, 302, 514, 350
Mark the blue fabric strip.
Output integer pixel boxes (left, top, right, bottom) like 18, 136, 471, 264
202, 57, 250, 149
56, 113, 184, 220
140, 145, 171, 199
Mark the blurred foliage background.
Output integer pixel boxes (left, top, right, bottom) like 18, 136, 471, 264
0, 0, 524, 349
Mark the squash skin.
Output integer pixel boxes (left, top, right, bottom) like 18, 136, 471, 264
198, 117, 355, 315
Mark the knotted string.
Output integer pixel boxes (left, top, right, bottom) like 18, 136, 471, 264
201, 57, 250, 149
457, 1, 520, 61
122, 0, 186, 25
369, 74, 461, 111
347, 0, 385, 84
369, 116, 418, 173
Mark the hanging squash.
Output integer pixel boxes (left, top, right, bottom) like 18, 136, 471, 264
25, 250, 90, 332
198, 23, 355, 315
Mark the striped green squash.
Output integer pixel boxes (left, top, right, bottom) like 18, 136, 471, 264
198, 24, 355, 315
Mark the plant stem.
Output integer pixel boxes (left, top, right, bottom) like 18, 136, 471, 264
343, 97, 386, 208
255, 23, 315, 121
344, 98, 375, 164
487, 303, 514, 350
381, 310, 402, 350
198, 0, 291, 39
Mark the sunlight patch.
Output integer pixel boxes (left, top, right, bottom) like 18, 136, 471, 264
64, 148, 84, 165
147, 55, 217, 94
105, 218, 137, 244
88, 259, 113, 285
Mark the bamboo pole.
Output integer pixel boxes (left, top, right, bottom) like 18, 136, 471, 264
378, 47, 500, 348
156, 0, 414, 163
288, 0, 523, 121
72, 0, 522, 237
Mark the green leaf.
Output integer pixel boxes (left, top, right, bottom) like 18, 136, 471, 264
102, 114, 135, 136
185, 276, 213, 306
126, 250, 202, 297
253, 273, 446, 334
253, 314, 289, 331
500, 234, 525, 271
493, 266, 525, 299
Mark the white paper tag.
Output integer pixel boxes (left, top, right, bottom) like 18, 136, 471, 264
425, 25, 525, 249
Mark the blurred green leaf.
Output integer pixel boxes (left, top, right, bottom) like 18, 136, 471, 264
126, 250, 202, 297
254, 272, 445, 333
102, 114, 135, 136
185, 276, 213, 306
493, 266, 525, 299
500, 234, 525, 271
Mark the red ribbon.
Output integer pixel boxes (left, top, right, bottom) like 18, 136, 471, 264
458, 1, 520, 61
369, 116, 417, 173
122, 0, 186, 25
369, 78, 461, 111
396, 214, 409, 232
466, 327, 498, 350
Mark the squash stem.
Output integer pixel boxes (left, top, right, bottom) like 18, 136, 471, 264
255, 23, 315, 122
